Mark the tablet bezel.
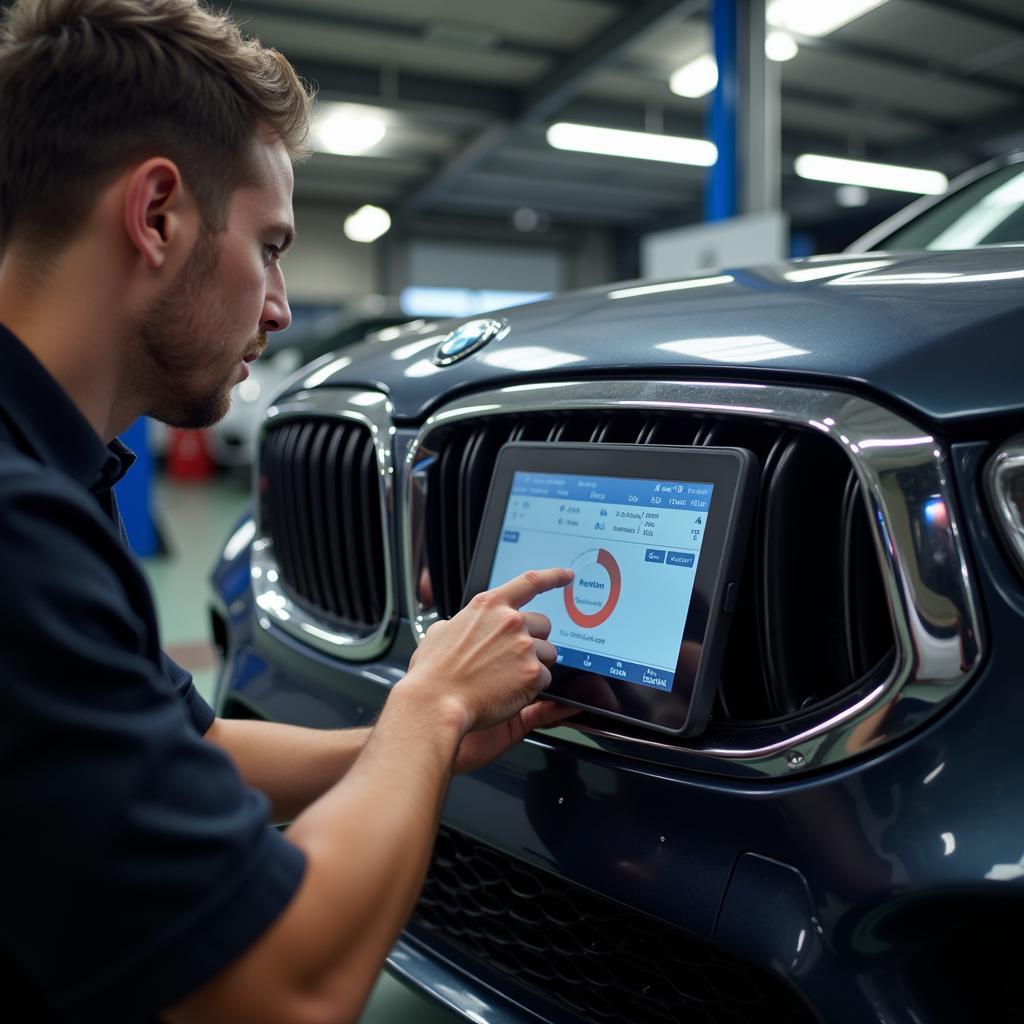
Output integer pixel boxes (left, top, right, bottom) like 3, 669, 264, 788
462, 442, 758, 736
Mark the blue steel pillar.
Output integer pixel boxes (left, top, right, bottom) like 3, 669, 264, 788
116, 416, 159, 556
705, 0, 739, 221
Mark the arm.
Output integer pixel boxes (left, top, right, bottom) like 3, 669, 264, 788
167, 568, 571, 1024
203, 719, 371, 824
204, 649, 578, 824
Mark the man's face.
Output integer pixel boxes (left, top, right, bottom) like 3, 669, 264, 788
135, 138, 295, 429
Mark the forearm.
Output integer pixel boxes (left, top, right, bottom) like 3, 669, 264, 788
281, 686, 464, 1009
205, 718, 372, 823
171, 682, 464, 1024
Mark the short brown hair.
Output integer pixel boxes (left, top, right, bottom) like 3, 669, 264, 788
0, 0, 313, 254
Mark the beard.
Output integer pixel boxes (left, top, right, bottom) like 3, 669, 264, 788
132, 229, 264, 430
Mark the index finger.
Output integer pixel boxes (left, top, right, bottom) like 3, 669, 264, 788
493, 567, 573, 609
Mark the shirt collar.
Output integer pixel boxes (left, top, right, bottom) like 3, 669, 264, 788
0, 323, 136, 494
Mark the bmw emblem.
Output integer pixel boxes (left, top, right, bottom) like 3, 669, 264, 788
434, 318, 510, 366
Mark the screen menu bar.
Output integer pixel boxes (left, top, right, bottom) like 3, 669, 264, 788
555, 646, 674, 691
511, 473, 712, 512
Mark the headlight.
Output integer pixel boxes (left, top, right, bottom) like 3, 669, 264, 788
986, 435, 1024, 576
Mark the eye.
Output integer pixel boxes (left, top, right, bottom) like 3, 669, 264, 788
264, 243, 282, 266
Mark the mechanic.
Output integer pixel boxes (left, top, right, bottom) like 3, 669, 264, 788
0, 2, 574, 1021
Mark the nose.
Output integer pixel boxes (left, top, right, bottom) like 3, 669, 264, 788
260, 266, 292, 333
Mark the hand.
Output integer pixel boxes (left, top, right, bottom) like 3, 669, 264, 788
455, 699, 579, 775
400, 568, 573, 734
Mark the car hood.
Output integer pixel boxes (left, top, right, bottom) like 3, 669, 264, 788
285, 247, 1024, 424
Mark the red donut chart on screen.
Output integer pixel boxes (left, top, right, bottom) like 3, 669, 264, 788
564, 547, 622, 628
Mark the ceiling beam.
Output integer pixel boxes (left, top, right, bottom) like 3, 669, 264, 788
780, 83, 960, 134
799, 32, 1024, 103
882, 106, 1024, 165
288, 58, 520, 119
224, 0, 562, 59
395, 0, 708, 220
909, 0, 1024, 36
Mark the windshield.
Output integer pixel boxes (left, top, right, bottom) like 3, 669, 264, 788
882, 161, 1024, 251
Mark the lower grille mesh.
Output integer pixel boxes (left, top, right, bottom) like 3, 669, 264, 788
261, 417, 386, 631
421, 410, 895, 723
410, 827, 818, 1024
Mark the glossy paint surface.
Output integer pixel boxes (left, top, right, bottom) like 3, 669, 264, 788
290, 247, 1024, 425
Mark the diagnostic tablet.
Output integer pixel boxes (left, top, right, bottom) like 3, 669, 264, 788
463, 443, 759, 736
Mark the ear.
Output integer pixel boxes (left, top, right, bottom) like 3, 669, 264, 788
123, 158, 197, 270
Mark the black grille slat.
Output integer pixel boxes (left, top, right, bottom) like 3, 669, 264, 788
265, 428, 298, 589
410, 828, 818, 1024
761, 433, 856, 715
702, 421, 788, 721
262, 416, 387, 634
282, 422, 317, 604
424, 409, 896, 727
340, 428, 368, 626
323, 426, 354, 622
296, 421, 327, 612
841, 470, 894, 681
306, 422, 336, 617
548, 418, 568, 442
438, 432, 469, 610
462, 422, 512, 572
456, 427, 487, 584
646, 416, 702, 445
358, 434, 384, 622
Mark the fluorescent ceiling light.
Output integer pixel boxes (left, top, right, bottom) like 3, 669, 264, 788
795, 154, 947, 194
767, 0, 889, 37
343, 205, 392, 243
547, 123, 716, 167
312, 103, 387, 156
836, 184, 869, 207
670, 54, 718, 98
765, 31, 799, 61
670, 34, 798, 99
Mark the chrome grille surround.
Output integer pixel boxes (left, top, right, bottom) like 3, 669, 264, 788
403, 379, 983, 778
252, 389, 397, 661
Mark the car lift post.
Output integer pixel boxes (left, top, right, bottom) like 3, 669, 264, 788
706, 0, 780, 221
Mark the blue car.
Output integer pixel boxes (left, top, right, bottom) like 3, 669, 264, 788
210, 154, 1024, 1024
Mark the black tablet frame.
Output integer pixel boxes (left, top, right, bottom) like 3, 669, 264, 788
462, 442, 759, 736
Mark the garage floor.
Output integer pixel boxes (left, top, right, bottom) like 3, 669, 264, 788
142, 472, 459, 1024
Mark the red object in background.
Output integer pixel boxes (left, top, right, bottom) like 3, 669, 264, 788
167, 428, 214, 481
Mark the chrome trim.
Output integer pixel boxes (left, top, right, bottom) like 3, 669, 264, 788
985, 433, 1024, 577
402, 380, 983, 777
253, 389, 397, 661
388, 937, 526, 1024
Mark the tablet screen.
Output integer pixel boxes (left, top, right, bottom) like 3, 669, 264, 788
487, 471, 714, 693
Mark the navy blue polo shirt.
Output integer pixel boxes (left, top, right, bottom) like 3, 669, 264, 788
0, 324, 306, 1022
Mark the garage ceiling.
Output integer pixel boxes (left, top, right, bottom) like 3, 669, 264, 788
56, 0, 1024, 236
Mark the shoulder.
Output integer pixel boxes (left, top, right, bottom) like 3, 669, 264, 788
0, 448, 119, 547
0, 450, 149, 639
